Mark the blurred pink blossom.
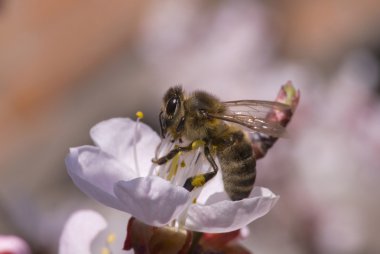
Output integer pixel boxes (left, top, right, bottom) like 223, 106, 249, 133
0, 235, 31, 254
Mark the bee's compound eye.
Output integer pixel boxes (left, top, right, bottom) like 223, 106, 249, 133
166, 97, 179, 115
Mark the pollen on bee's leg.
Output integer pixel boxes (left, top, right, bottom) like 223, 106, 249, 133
191, 175, 206, 188
191, 140, 205, 150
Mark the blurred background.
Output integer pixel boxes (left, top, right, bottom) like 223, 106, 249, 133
1, 0, 380, 253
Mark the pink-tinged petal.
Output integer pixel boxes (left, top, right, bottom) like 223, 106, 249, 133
185, 187, 279, 233
0, 235, 31, 254
201, 230, 240, 247
90, 118, 160, 176
59, 210, 107, 254
276, 81, 300, 113
65, 146, 134, 211
114, 176, 190, 226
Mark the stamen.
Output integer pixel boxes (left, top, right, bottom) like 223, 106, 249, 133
172, 146, 201, 187
133, 111, 143, 176
151, 135, 218, 230
183, 149, 202, 185
177, 185, 204, 228
149, 140, 164, 176
106, 233, 116, 244
101, 232, 116, 254
167, 153, 180, 181
136, 111, 144, 119
101, 247, 110, 254
175, 146, 214, 229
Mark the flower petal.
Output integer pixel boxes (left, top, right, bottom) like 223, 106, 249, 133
114, 176, 190, 226
185, 187, 279, 233
65, 146, 134, 211
59, 210, 107, 254
196, 170, 225, 205
90, 118, 160, 176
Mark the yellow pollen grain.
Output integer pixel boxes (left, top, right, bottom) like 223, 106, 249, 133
192, 198, 197, 204
101, 247, 110, 254
107, 233, 116, 244
191, 140, 205, 150
136, 111, 144, 119
180, 160, 186, 168
191, 175, 206, 187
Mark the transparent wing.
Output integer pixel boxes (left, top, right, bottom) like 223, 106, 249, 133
208, 100, 291, 137
223, 100, 290, 117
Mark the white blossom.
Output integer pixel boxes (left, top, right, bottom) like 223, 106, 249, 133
65, 117, 278, 233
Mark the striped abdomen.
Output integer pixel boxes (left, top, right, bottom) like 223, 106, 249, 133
216, 130, 256, 201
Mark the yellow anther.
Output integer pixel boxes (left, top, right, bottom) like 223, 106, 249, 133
167, 153, 180, 180
136, 111, 144, 119
101, 247, 110, 254
191, 175, 206, 187
106, 233, 116, 244
191, 140, 205, 150
180, 160, 186, 168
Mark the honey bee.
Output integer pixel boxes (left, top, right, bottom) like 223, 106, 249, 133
152, 86, 290, 201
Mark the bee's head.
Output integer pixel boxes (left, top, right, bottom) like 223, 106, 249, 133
160, 86, 185, 138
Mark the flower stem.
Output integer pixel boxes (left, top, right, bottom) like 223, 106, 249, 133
188, 231, 203, 254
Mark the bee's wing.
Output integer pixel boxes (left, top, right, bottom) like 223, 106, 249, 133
208, 100, 291, 137
223, 100, 291, 114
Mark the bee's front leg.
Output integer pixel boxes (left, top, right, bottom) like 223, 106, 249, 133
151, 142, 194, 165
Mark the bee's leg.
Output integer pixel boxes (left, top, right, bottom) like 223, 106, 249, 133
152, 142, 194, 165
183, 146, 218, 192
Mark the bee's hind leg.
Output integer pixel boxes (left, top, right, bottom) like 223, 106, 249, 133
183, 146, 218, 192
